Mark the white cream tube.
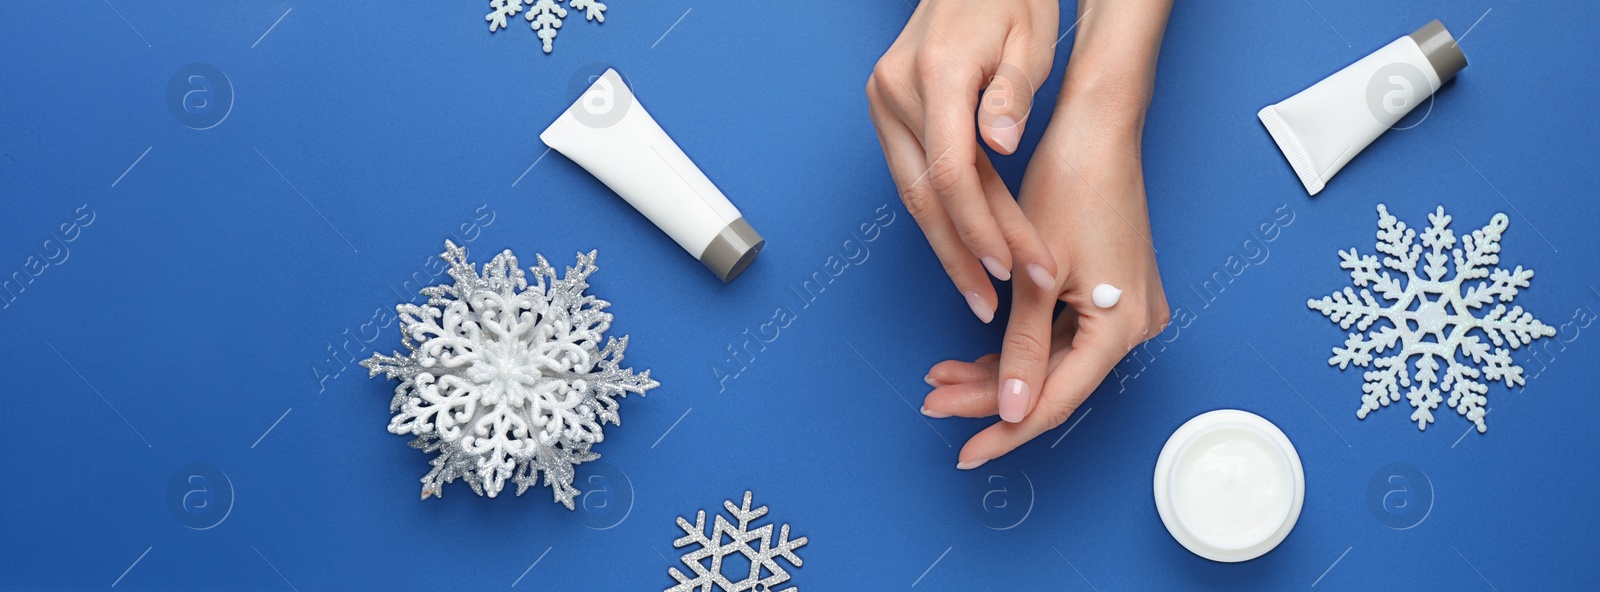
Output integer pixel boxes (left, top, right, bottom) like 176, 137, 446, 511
541, 69, 764, 282
1258, 20, 1467, 195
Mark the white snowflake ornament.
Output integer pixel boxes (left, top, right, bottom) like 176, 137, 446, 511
486, 0, 524, 32
1308, 205, 1555, 433
362, 241, 656, 507
668, 491, 808, 592
485, 0, 607, 54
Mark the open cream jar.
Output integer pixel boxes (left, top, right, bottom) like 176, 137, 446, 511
1153, 410, 1304, 562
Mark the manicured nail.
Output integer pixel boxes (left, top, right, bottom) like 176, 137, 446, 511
924, 374, 942, 388
921, 406, 951, 418
965, 292, 994, 324
1026, 264, 1055, 292
999, 378, 1028, 423
956, 458, 990, 471
980, 257, 1011, 281
990, 115, 1020, 153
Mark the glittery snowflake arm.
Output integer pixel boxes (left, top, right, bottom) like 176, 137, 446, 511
1359, 355, 1407, 420
1323, 326, 1401, 370
1479, 303, 1555, 350
1442, 354, 1490, 432
1309, 285, 1383, 332
486, 0, 525, 31
1374, 204, 1421, 274
1418, 206, 1458, 281
1455, 212, 1507, 285
525, 0, 567, 53
569, 0, 606, 21
589, 336, 658, 426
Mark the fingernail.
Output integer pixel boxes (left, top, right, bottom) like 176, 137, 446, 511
966, 292, 992, 323
990, 115, 1020, 153
921, 406, 951, 418
964, 292, 994, 324
956, 458, 990, 470
980, 257, 1011, 281
1026, 264, 1055, 292
999, 378, 1028, 423
924, 374, 942, 388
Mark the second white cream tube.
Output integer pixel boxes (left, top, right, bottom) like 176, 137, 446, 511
541, 69, 764, 282
1258, 20, 1467, 196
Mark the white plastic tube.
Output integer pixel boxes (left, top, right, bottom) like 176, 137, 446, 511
541, 69, 764, 282
1258, 20, 1467, 195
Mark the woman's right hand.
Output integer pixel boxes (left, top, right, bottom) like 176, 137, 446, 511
865, 0, 1064, 322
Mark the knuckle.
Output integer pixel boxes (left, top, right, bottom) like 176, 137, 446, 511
950, 220, 988, 252
1099, 309, 1153, 355
926, 157, 966, 196
867, 63, 892, 90
996, 217, 1034, 248
1042, 397, 1079, 430
868, 59, 908, 102
1127, 310, 1155, 342
899, 185, 938, 222
1150, 306, 1173, 333
1121, 293, 1174, 342
1003, 329, 1049, 366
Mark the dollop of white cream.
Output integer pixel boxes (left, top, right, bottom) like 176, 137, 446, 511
1091, 284, 1122, 309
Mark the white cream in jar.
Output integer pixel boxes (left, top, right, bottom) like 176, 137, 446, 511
1153, 409, 1304, 562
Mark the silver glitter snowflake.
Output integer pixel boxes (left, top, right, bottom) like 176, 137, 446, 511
668, 491, 807, 592
362, 241, 656, 507
1308, 205, 1555, 433
486, 0, 607, 54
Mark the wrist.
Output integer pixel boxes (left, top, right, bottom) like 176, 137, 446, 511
1054, 0, 1171, 135
1055, 67, 1151, 140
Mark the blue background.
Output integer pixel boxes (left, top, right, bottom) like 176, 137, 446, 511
2, 1, 1596, 590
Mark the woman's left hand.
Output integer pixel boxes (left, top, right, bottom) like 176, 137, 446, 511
920, 87, 1170, 469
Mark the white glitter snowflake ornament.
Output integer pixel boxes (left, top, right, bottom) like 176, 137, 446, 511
486, 0, 607, 54
362, 241, 656, 507
668, 491, 808, 592
1308, 205, 1555, 433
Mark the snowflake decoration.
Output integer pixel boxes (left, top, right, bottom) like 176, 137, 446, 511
486, 0, 608, 54
1307, 205, 1555, 433
362, 241, 656, 507
668, 491, 808, 592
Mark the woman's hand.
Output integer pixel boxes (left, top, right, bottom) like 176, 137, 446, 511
922, 5, 1174, 466
865, 0, 1064, 323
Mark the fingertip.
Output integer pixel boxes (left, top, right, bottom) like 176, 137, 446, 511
980, 257, 1012, 282
956, 458, 989, 471
1025, 263, 1055, 292
983, 114, 1021, 155
964, 292, 995, 324
927, 358, 999, 387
